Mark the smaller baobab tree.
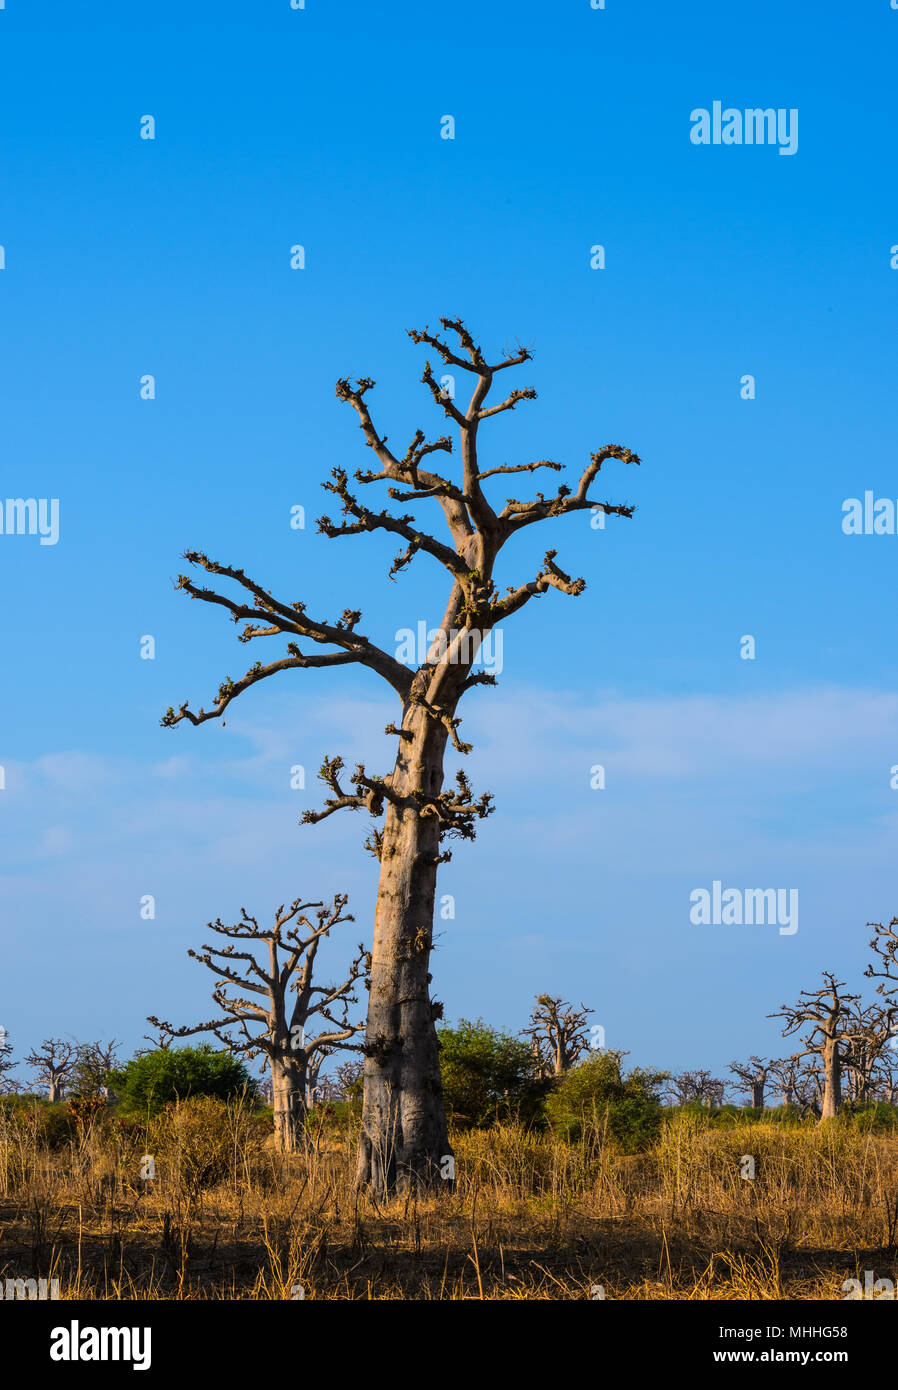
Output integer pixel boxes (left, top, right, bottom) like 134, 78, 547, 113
769, 973, 867, 1121
332, 1057, 365, 1101
728, 1056, 770, 1110
24, 1038, 76, 1103
149, 894, 369, 1152
841, 1001, 896, 1104
522, 995, 593, 1077
305, 1045, 335, 1107
71, 1040, 121, 1098
767, 1055, 821, 1114
664, 1069, 726, 1107
871, 1050, 898, 1106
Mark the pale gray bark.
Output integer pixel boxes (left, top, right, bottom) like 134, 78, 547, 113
150, 896, 367, 1154
24, 1039, 75, 1104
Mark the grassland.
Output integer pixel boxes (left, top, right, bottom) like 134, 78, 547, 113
2, 1098, 897, 1300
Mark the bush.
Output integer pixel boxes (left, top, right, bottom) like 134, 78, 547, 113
546, 1051, 667, 1151
438, 1019, 549, 1128
0, 1094, 80, 1148
108, 1046, 256, 1118
147, 1095, 267, 1195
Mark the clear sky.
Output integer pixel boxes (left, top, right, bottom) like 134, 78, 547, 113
2, 0, 898, 1089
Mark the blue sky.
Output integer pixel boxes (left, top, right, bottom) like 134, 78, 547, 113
2, 0, 898, 1091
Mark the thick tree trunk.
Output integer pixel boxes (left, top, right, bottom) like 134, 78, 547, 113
48, 1077, 63, 1103
271, 1053, 307, 1153
820, 1041, 841, 1120
751, 1080, 764, 1109
356, 703, 452, 1196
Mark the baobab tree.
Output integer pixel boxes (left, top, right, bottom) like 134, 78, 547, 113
523, 994, 593, 1076
864, 919, 898, 1102
728, 1056, 770, 1110
71, 1040, 120, 1098
161, 316, 640, 1193
149, 894, 367, 1151
305, 1045, 334, 1107
664, 1069, 726, 1107
140, 1025, 175, 1053
769, 973, 865, 1120
871, 1050, 898, 1106
867, 918, 898, 1003
332, 1057, 364, 1101
767, 1055, 821, 1114
24, 1038, 76, 1102
840, 1001, 896, 1104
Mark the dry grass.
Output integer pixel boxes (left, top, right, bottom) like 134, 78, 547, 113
1, 1100, 896, 1299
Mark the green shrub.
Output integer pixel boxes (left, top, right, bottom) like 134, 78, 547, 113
438, 1019, 549, 1128
108, 1045, 256, 1119
546, 1052, 667, 1151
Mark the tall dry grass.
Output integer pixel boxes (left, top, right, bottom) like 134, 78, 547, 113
1, 1098, 896, 1299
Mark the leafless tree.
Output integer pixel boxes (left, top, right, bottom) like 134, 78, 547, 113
140, 1025, 175, 1054
728, 1056, 770, 1109
869, 1050, 898, 1105
522, 994, 593, 1076
862, 920, 898, 1101
24, 1038, 76, 1103
769, 973, 869, 1120
665, 1069, 726, 1107
305, 1046, 334, 1108
839, 1001, 895, 1103
160, 316, 640, 1194
149, 894, 367, 1151
71, 1040, 120, 1098
0, 1029, 17, 1093
867, 918, 898, 1001
767, 1055, 820, 1114
331, 1058, 364, 1101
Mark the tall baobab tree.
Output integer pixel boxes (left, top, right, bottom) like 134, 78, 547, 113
728, 1056, 770, 1110
523, 994, 593, 1076
161, 317, 640, 1194
149, 894, 367, 1151
769, 973, 866, 1120
24, 1038, 76, 1103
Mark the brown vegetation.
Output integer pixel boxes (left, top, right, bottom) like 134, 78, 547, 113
2, 1098, 896, 1300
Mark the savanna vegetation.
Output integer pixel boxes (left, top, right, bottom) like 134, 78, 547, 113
2, 1023, 897, 1300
